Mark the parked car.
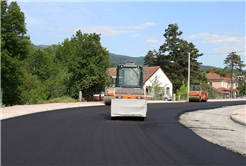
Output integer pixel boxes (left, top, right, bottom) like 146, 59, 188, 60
163, 93, 172, 101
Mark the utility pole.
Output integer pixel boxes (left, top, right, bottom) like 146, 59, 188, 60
187, 52, 190, 101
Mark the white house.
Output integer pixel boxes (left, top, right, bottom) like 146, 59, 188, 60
143, 66, 173, 97
107, 66, 173, 98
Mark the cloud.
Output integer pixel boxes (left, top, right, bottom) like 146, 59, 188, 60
53, 35, 65, 38
25, 15, 47, 27
208, 36, 245, 46
145, 39, 158, 44
41, 26, 55, 31
188, 32, 245, 57
131, 34, 140, 38
133, 22, 157, 29
213, 45, 246, 57
59, 22, 157, 37
187, 33, 210, 39
188, 33, 245, 46
74, 25, 136, 37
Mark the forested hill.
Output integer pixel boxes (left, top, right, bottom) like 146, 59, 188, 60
34, 45, 218, 69
109, 53, 145, 66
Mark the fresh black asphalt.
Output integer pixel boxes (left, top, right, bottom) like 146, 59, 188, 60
2, 101, 246, 165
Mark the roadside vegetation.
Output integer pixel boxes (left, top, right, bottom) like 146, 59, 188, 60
36, 96, 86, 105
1, 1, 113, 106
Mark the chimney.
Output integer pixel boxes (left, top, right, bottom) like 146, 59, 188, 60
210, 69, 214, 73
225, 74, 230, 78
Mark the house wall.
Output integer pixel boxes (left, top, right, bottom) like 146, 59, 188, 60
208, 81, 221, 89
144, 68, 173, 96
229, 82, 238, 89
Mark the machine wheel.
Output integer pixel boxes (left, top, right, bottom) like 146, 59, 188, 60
104, 96, 112, 105
164, 98, 168, 101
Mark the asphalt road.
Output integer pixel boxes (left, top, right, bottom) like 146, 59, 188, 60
2, 101, 246, 165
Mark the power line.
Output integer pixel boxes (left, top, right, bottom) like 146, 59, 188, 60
202, 51, 245, 55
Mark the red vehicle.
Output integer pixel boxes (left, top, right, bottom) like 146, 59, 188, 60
188, 83, 208, 102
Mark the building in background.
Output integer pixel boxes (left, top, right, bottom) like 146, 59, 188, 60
206, 69, 239, 98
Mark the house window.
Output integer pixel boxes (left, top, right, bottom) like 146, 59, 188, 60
166, 87, 170, 94
210, 81, 213, 86
235, 82, 238, 87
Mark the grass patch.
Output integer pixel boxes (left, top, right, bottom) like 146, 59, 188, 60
36, 96, 86, 104
1, 104, 5, 108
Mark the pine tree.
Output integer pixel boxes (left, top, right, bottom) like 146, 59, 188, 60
224, 52, 245, 98
144, 23, 203, 91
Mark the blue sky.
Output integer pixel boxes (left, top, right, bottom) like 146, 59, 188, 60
16, 0, 245, 68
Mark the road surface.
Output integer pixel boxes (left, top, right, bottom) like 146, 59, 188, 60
2, 101, 246, 165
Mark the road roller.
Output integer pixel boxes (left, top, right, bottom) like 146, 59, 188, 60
104, 61, 147, 120
104, 87, 114, 105
188, 83, 208, 102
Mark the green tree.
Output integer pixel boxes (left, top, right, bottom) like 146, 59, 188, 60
20, 63, 47, 104
27, 47, 68, 101
176, 80, 188, 100
1, 1, 30, 105
56, 30, 113, 100
237, 78, 246, 96
144, 50, 157, 66
224, 52, 245, 98
144, 24, 203, 91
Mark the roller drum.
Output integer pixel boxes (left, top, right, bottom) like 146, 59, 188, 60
104, 96, 113, 105
189, 96, 201, 102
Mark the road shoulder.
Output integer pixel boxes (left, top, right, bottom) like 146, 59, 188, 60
179, 105, 246, 157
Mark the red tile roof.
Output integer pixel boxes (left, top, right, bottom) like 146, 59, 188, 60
107, 67, 117, 77
206, 70, 236, 82
211, 86, 229, 94
218, 87, 231, 91
206, 72, 224, 80
143, 66, 160, 83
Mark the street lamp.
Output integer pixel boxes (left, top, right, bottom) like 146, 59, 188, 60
187, 51, 191, 101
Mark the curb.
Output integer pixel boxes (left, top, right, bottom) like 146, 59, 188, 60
230, 111, 246, 126
1, 102, 105, 120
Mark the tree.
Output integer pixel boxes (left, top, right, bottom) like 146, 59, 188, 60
176, 80, 188, 100
224, 52, 245, 98
1, 1, 30, 105
144, 50, 157, 66
144, 23, 203, 91
27, 46, 69, 101
237, 78, 246, 96
147, 75, 167, 100
56, 30, 113, 100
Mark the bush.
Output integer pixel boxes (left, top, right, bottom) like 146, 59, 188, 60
36, 96, 86, 104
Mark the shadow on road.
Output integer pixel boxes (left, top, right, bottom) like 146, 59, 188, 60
100, 114, 145, 121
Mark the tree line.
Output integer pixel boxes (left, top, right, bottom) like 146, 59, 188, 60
1, 1, 113, 106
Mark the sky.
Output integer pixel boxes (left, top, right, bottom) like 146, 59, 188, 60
15, 0, 245, 68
